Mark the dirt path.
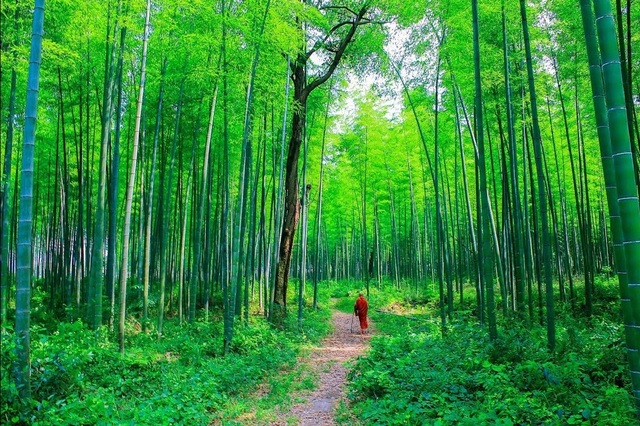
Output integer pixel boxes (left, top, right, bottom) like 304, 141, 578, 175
276, 310, 372, 425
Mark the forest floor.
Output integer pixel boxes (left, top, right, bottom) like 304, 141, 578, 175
273, 309, 373, 425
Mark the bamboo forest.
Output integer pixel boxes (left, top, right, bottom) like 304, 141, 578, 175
2, 0, 640, 424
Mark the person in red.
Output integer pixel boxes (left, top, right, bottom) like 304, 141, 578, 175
354, 293, 369, 334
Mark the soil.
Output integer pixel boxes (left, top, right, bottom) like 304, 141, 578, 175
274, 309, 372, 425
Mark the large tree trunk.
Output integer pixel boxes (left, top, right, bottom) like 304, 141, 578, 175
271, 4, 370, 318
273, 65, 305, 314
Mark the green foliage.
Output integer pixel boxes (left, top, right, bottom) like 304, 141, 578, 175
341, 280, 636, 425
1, 301, 332, 425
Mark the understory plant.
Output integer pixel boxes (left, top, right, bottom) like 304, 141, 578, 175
341, 277, 636, 425
1, 296, 331, 425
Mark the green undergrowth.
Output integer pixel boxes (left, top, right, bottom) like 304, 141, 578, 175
1, 290, 332, 426
213, 349, 319, 425
338, 277, 637, 425
332, 279, 415, 314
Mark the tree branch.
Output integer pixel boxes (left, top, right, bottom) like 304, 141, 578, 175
306, 19, 355, 59
319, 5, 357, 15
304, 5, 371, 96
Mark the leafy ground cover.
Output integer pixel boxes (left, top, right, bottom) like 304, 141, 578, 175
338, 277, 636, 425
1, 286, 332, 425
3, 278, 636, 425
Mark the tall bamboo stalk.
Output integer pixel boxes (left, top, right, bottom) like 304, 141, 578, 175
119, 0, 151, 353
89, 0, 119, 329
472, 0, 497, 340
142, 57, 166, 332
157, 74, 185, 337
592, 0, 640, 411
520, 0, 554, 351
15, 0, 45, 400
1, 68, 17, 328
500, 0, 524, 319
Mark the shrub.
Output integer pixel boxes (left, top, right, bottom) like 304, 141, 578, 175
343, 282, 637, 425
